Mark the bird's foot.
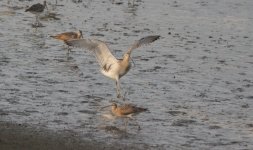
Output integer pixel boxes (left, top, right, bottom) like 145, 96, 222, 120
32, 21, 43, 28
117, 93, 121, 98
117, 94, 126, 101
117, 94, 122, 98
67, 48, 71, 53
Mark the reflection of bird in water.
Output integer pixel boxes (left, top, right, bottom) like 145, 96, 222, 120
111, 0, 136, 6
66, 35, 160, 99
52, 0, 64, 10
101, 103, 148, 130
128, 0, 135, 6
50, 30, 83, 52
25, 1, 48, 26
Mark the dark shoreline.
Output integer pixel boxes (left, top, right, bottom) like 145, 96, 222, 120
0, 121, 147, 150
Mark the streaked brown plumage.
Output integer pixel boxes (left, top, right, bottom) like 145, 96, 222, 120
50, 30, 83, 43
50, 30, 83, 51
100, 103, 148, 130
111, 103, 147, 130
111, 103, 147, 118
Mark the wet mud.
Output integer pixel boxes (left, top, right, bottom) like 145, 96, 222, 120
0, 0, 253, 149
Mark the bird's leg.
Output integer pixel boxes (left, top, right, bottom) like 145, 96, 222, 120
35, 15, 41, 27
128, 0, 135, 6
67, 46, 71, 53
124, 118, 129, 131
52, 0, 57, 10
115, 80, 122, 99
128, 0, 131, 6
131, 118, 141, 130
34, 15, 38, 25
66, 50, 70, 58
122, 91, 128, 101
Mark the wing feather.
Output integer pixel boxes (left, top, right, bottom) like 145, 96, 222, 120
126, 35, 160, 54
66, 39, 117, 68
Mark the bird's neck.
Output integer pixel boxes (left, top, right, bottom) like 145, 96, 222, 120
122, 55, 130, 63
120, 56, 130, 70
77, 32, 81, 38
111, 107, 117, 113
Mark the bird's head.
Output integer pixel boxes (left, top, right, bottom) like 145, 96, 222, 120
123, 53, 135, 66
78, 30, 83, 39
111, 103, 117, 109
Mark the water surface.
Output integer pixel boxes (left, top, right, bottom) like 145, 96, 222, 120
0, 0, 253, 149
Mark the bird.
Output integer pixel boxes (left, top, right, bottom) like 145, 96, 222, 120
100, 103, 148, 130
111, 0, 135, 6
111, 103, 147, 118
66, 35, 160, 98
50, 30, 83, 52
25, 1, 48, 26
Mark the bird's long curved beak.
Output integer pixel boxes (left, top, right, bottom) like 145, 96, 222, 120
99, 104, 112, 111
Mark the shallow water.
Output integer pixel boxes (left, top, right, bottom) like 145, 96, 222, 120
1, 0, 253, 149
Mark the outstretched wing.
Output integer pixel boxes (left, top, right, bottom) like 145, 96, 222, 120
126, 35, 160, 54
66, 39, 118, 69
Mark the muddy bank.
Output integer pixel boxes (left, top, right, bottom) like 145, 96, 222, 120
0, 121, 149, 150
0, 121, 150, 150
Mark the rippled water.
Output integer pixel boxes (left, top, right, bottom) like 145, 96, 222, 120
1, 0, 253, 149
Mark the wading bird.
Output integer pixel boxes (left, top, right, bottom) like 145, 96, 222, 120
101, 103, 148, 130
50, 30, 83, 52
25, 1, 48, 26
66, 35, 160, 98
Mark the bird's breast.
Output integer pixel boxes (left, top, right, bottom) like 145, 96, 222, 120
119, 62, 131, 78
100, 61, 131, 80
